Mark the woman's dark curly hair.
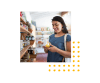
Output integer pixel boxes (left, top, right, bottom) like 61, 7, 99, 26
52, 16, 68, 34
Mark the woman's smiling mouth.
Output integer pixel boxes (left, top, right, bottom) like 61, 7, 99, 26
54, 28, 58, 31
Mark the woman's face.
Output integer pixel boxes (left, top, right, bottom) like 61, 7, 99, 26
52, 21, 63, 33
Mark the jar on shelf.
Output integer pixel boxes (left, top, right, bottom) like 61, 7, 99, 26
31, 36, 35, 40
28, 47, 33, 54
26, 36, 29, 40
29, 36, 31, 40
20, 40, 23, 51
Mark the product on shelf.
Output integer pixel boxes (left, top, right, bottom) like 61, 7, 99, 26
20, 12, 22, 17
38, 44, 42, 47
23, 40, 30, 47
28, 47, 37, 55
26, 35, 35, 41
20, 40, 23, 51
37, 41, 43, 47
38, 41, 43, 44
25, 35, 35, 45
44, 27, 46, 31
41, 31, 44, 35
37, 32, 42, 35
46, 27, 48, 31
31, 36, 35, 40
29, 36, 31, 40
47, 27, 50, 31
26, 36, 29, 40
28, 48, 33, 54
41, 27, 44, 31
37, 27, 41, 31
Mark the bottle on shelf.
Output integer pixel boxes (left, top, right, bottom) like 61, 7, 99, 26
47, 27, 49, 31
28, 47, 33, 54
29, 36, 32, 40
28, 47, 37, 55
26, 36, 29, 40
20, 40, 23, 51
20, 12, 22, 17
31, 35, 35, 40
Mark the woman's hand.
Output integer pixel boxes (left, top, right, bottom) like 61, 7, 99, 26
45, 43, 71, 58
43, 46, 49, 50
43, 46, 49, 53
48, 44, 58, 52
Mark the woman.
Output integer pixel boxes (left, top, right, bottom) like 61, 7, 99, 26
43, 16, 71, 62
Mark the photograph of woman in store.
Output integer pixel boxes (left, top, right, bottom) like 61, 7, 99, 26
20, 11, 71, 62
43, 16, 71, 62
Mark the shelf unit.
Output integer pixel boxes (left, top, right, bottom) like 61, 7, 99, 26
20, 15, 35, 62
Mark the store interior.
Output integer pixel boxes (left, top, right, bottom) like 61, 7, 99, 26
20, 11, 71, 62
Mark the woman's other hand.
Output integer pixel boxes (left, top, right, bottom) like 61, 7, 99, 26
48, 44, 58, 52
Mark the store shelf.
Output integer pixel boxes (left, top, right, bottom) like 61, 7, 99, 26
20, 25, 31, 34
20, 45, 32, 59
20, 16, 27, 24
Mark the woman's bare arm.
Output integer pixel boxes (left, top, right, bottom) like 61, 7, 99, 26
56, 41, 71, 58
